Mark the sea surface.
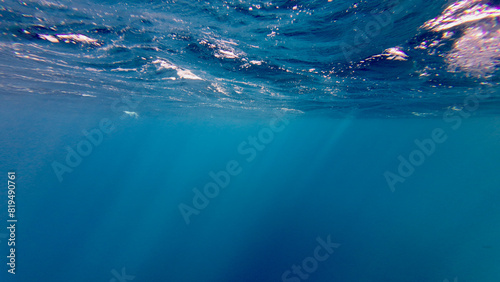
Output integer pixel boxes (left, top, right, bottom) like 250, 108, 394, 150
1, 0, 500, 281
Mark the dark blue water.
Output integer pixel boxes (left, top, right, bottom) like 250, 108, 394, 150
1, 0, 500, 281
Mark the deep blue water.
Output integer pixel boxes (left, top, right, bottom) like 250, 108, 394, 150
1, 0, 500, 281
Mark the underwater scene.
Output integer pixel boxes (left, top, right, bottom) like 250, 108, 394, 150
1, 0, 500, 281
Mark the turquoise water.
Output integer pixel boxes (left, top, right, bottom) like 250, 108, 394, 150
2, 98, 500, 281
1, 0, 500, 281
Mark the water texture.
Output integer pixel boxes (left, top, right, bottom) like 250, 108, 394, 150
0, 0, 499, 281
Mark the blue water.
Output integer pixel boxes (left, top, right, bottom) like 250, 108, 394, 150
1, 0, 500, 281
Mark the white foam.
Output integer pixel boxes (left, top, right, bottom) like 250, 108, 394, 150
421, 1, 500, 77
123, 111, 139, 118
39, 33, 100, 46
152, 59, 203, 80
176, 69, 203, 80
367, 47, 409, 61
422, 0, 500, 32
39, 34, 59, 43
446, 23, 500, 77
383, 47, 409, 61
215, 49, 238, 59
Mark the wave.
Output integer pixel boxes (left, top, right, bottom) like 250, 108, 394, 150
0, 0, 498, 116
